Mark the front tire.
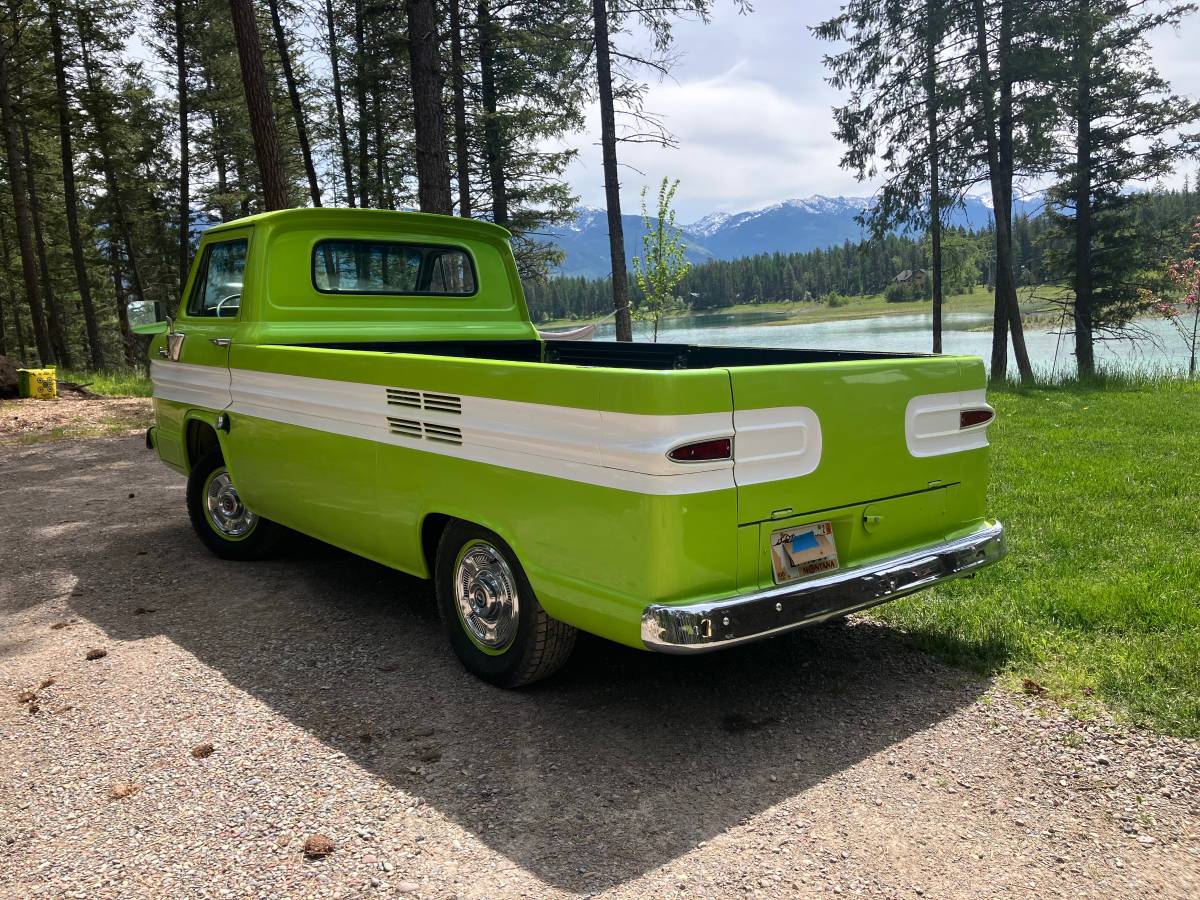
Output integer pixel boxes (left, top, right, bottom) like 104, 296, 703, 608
435, 521, 576, 687
186, 450, 281, 560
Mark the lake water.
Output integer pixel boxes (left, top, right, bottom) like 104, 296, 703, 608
584, 309, 1190, 378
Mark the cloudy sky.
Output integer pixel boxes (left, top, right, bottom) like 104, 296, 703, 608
559, 0, 1200, 223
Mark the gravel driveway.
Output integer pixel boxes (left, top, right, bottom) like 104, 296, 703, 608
2, 436, 1197, 899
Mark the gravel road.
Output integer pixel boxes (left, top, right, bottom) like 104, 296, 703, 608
2, 436, 1197, 899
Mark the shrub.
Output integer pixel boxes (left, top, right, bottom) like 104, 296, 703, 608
885, 279, 930, 303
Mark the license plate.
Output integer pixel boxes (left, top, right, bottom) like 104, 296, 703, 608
770, 520, 839, 584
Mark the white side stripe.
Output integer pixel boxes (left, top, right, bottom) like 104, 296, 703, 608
151, 361, 830, 495
151, 360, 232, 410
154, 362, 742, 495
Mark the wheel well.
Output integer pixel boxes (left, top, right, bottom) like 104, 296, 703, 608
421, 513, 453, 579
185, 419, 221, 471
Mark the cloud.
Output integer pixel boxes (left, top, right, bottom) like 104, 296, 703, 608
560, 68, 872, 221
558, 0, 1200, 222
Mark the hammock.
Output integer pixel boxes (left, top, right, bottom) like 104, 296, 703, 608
537, 322, 597, 341
536, 310, 617, 342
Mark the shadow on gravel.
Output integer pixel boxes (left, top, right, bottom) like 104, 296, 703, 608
11, 439, 989, 894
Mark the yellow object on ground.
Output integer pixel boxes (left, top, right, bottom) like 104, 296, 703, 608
17, 367, 57, 400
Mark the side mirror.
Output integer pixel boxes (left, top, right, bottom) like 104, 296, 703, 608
129, 300, 169, 335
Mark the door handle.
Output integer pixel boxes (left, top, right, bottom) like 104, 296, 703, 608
210, 338, 232, 347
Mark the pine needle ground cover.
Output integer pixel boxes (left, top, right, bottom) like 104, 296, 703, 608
875, 378, 1200, 737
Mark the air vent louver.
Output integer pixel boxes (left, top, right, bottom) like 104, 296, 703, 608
386, 417, 423, 438
423, 423, 463, 445
386, 388, 422, 409
422, 392, 462, 414
385, 388, 465, 444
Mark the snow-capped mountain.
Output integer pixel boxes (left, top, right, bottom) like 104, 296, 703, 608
541, 193, 1044, 278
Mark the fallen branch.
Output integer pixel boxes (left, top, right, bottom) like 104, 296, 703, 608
56, 380, 101, 399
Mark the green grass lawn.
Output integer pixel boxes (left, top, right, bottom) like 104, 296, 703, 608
875, 377, 1200, 737
59, 368, 152, 397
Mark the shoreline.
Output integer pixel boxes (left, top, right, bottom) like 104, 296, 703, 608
536, 287, 1067, 332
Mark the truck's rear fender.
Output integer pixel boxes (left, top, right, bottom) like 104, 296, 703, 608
389, 460, 739, 649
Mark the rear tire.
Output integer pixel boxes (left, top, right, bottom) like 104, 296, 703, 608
435, 520, 576, 687
186, 450, 281, 561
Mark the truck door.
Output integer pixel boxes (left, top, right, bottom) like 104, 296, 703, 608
151, 233, 249, 469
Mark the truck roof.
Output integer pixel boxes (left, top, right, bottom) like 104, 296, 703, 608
202, 207, 513, 242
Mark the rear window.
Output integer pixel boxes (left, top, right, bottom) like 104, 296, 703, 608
313, 239, 477, 296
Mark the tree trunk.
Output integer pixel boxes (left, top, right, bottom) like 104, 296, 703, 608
372, 81, 389, 207
0, 217, 10, 358
19, 96, 72, 366
353, 0, 369, 207
592, 0, 632, 341
51, 6, 103, 369
1073, 0, 1095, 378
229, 0, 289, 211
1, 216, 27, 360
997, 1, 1033, 382
924, 0, 942, 355
450, 0, 471, 217
210, 99, 233, 219
970, 0, 1032, 382
268, 0, 322, 207
325, 0, 356, 206
0, 257, 6, 356
477, 0, 507, 225
79, 24, 149, 318
0, 273, 6, 357
406, 0, 453, 214
175, 0, 190, 296
106, 239, 136, 367
234, 153, 251, 216
0, 40, 52, 365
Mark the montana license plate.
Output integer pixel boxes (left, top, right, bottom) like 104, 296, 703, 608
770, 521, 839, 584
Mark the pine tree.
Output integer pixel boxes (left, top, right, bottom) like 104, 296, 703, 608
0, 12, 51, 363
1046, 0, 1200, 376
323, 0, 356, 206
406, 0, 452, 213
587, 0, 731, 340
228, 0, 288, 210
267, 0, 321, 207
49, 1, 102, 367
816, 0, 963, 354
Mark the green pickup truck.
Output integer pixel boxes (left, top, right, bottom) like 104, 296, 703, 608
138, 208, 1005, 687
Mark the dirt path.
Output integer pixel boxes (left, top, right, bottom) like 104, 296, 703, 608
1, 437, 1197, 899
0, 396, 152, 445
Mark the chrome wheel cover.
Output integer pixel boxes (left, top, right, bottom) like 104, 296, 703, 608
454, 540, 520, 650
205, 470, 257, 538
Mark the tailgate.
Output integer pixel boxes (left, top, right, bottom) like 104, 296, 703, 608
730, 356, 989, 525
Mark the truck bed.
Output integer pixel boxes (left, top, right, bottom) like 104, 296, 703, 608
301, 339, 931, 370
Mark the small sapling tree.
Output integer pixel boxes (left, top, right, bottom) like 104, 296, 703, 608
632, 178, 691, 342
1142, 214, 1200, 378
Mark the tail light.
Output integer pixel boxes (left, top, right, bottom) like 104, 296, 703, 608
668, 437, 733, 463
959, 408, 995, 429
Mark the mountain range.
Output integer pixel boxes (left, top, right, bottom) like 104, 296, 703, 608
542, 194, 1046, 278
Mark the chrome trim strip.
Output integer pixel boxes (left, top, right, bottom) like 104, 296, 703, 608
641, 520, 1006, 653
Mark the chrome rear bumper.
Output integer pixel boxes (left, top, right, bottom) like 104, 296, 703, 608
641, 520, 1006, 653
